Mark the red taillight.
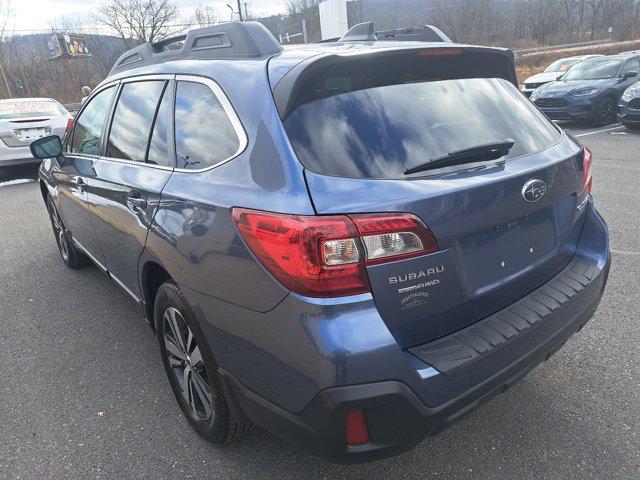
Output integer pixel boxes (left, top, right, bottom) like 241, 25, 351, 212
582, 146, 593, 194
65, 117, 73, 136
345, 410, 370, 446
232, 208, 438, 298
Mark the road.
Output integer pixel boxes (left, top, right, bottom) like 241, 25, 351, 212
1, 123, 638, 479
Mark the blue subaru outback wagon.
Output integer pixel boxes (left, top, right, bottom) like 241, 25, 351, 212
31, 22, 610, 462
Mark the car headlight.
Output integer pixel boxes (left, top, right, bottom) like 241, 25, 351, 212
622, 84, 640, 102
530, 89, 540, 100
570, 88, 600, 97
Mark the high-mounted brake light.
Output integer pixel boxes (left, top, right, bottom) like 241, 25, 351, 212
232, 208, 438, 298
418, 48, 463, 57
581, 146, 593, 195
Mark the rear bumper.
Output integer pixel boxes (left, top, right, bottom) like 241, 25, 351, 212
220, 201, 611, 463
0, 144, 38, 167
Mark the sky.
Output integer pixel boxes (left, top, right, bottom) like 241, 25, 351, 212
10, 0, 289, 34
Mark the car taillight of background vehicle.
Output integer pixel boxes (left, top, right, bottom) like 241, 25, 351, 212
232, 208, 439, 298
65, 118, 73, 137
582, 146, 593, 195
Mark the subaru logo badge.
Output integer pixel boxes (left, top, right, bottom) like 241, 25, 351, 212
522, 179, 547, 203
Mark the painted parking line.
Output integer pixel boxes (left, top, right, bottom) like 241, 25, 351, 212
574, 124, 625, 137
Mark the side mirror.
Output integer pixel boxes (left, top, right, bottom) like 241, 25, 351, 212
30, 135, 63, 159
622, 71, 638, 80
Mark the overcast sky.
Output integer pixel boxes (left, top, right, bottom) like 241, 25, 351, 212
11, 0, 289, 34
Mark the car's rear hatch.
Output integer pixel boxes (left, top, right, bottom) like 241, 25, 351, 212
274, 45, 587, 347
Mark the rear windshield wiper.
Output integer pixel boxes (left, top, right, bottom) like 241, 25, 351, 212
404, 139, 515, 175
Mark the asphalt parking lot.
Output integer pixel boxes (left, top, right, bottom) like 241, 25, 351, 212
1, 123, 638, 479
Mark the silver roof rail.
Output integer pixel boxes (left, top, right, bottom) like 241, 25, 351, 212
109, 21, 283, 75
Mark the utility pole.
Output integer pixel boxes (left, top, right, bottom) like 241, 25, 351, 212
237, 0, 243, 21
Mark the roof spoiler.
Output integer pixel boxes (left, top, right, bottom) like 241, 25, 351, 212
109, 21, 282, 75
339, 22, 452, 43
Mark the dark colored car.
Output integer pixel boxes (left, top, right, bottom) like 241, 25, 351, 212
531, 54, 640, 125
618, 80, 640, 129
520, 54, 602, 97
31, 22, 610, 463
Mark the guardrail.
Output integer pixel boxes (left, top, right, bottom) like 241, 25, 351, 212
514, 38, 611, 56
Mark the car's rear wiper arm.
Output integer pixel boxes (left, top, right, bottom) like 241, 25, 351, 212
404, 139, 515, 175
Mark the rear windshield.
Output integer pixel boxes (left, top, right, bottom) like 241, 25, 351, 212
284, 77, 561, 179
0, 100, 66, 120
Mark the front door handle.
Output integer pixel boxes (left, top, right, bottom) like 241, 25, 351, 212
127, 190, 148, 209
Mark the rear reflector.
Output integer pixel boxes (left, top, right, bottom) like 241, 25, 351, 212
582, 146, 593, 195
232, 208, 438, 297
345, 410, 370, 446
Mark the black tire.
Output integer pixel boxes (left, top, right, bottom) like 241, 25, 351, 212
154, 280, 252, 443
45, 194, 91, 269
592, 96, 617, 126
623, 122, 640, 130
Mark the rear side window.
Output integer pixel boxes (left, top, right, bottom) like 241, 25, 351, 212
70, 86, 116, 156
174, 81, 240, 170
284, 78, 561, 179
106, 81, 165, 161
147, 83, 172, 167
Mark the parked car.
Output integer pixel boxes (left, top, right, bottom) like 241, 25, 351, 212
0, 98, 71, 168
531, 54, 640, 125
521, 54, 602, 97
31, 22, 611, 463
618, 80, 640, 129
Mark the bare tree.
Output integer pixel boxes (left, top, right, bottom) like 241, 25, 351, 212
92, 0, 181, 48
193, 5, 219, 28
0, 0, 13, 96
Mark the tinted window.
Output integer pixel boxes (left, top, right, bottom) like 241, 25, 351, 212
284, 78, 561, 179
70, 86, 116, 156
174, 81, 240, 170
106, 81, 165, 161
622, 58, 640, 75
147, 84, 172, 166
563, 59, 622, 80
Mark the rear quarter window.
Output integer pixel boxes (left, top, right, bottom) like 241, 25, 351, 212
174, 81, 240, 170
284, 77, 561, 179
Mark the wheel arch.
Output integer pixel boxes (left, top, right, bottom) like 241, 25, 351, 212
140, 259, 173, 329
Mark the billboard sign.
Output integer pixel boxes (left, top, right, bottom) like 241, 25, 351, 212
319, 0, 348, 40
48, 33, 91, 59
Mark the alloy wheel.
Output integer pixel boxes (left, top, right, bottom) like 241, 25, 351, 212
162, 307, 214, 421
47, 199, 70, 262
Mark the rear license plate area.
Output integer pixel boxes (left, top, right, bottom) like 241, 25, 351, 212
15, 127, 48, 142
459, 207, 557, 293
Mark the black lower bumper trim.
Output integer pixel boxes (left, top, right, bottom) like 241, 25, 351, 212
220, 254, 610, 463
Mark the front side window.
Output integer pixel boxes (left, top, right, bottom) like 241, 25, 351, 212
106, 81, 165, 161
70, 86, 116, 156
621, 58, 640, 76
174, 81, 240, 170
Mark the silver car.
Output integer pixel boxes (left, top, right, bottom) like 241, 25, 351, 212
0, 98, 71, 167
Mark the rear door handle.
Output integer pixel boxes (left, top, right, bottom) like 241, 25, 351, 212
127, 190, 148, 209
